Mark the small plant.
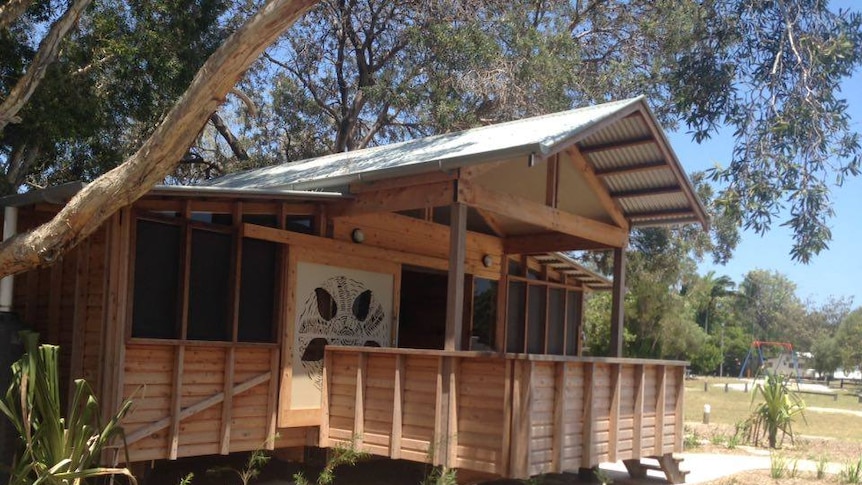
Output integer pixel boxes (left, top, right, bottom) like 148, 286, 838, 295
178, 473, 194, 485
421, 465, 458, 485
816, 455, 829, 480
293, 441, 369, 485
841, 458, 862, 484
769, 453, 787, 479
683, 425, 701, 450
709, 430, 726, 446
743, 374, 806, 448
788, 458, 800, 478
594, 467, 613, 485
207, 448, 271, 485
0, 332, 136, 485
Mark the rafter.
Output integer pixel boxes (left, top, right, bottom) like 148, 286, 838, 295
567, 147, 628, 229
610, 185, 682, 199
593, 160, 668, 177
458, 180, 628, 248
578, 136, 655, 154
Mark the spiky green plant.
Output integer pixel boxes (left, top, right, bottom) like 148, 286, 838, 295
743, 374, 806, 448
0, 332, 136, 484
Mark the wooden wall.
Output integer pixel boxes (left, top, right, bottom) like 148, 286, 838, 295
121, 343, 307, 462
321, 347, 685, 479
11, 207, 108, 406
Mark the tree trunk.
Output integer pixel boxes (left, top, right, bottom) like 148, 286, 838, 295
0, 0, 318, 277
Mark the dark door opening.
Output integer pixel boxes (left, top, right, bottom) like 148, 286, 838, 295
398, 267, 447, 349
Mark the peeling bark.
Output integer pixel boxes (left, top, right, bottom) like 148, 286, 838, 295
0, 0, 318, 277
0, 0, 92, 133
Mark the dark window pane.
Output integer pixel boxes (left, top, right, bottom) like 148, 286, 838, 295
471, 278, 497, 350
286, 216, 315, 234
506, 281, 526, 353
190, 213, 232, 226
548, 288, 565, 355
243, 214, 278, 228
132, 220, 181, 339
508, 259, 522, 277
187, 229, 232, 341
238, 238, 278, 342
527, 285, 547, 353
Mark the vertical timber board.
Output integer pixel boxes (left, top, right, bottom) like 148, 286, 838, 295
609, 248, 626, 357
510, 360, 532, 478
447, 357, 459, 467
576, 291, 586, 356
319, 349, 332, 448
266, 349, 280, 450
69, 238, 90, 403
654, 365, 666, 456
47, 258, 63, 345
501, 359, 513, 477
434, 355, 448, 466
114, 208, 132, 416
632, 364, 645, 457
674, 366, 685, 453
354, 352, 367, 449
278, 249, 298, 426
581, 363, 595, 469
219, 347, 236, 454
608, 364, 622, 462
390, 354, 405, 459
552, 361, 568, 473
445, 202, 467, 351
168, 346, 186, 460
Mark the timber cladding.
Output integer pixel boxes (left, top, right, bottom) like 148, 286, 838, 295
122, 344, 283, 461
322, 347, 685, 480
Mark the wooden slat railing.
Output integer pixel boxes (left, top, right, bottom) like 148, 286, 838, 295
320, 346, 686, 479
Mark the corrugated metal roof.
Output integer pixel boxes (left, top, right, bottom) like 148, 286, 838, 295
532, 253, 612, 291
208, 96, 708, 230
208, 97, 646, 191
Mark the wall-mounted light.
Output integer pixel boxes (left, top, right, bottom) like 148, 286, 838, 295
482, 254, 494, 268
351, 228, 365, 243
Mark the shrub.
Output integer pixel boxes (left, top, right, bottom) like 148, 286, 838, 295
743, 374, 806, 448
841, 458, 862, 484
0, 332, 136, 485
770, 453, 787, 479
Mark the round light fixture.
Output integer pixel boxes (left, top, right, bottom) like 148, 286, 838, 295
482, 254, 494, 268
351, 228, 365, 243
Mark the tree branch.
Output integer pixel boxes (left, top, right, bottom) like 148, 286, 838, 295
0, 0, 318, 276
0, 0, 92, 133
209, 111, 249, 160
0, 0, 34, 31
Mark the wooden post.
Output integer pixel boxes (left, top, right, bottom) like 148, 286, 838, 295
552, 362, 568, 473
655, 365, 667, 456
581, 363, 596, 469
445, 202, 467, 351
390, 354, 405, 459
608, 364, 622, 462
632, 364, 645, 457
609, 247, 626, 357
353, 353, 367, 449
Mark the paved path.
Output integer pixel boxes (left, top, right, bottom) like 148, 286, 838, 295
599, 452, 844, 484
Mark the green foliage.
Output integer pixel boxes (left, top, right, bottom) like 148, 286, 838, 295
770, 453, 788, 479
293, 441, 369, 485
207, 448, 271, 485
816, 455, 829, 480
421, 465, 458, 485
841, 458, 862, 484
0, 332, 136, 485
178, 472, 195, 485
743, 374, 806, 448
836, 309, 862, 372
683, 426, 701, 450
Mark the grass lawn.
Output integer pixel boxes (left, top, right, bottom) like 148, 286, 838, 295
684, 377, 862, 442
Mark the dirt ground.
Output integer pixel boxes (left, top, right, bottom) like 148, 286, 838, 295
142, 422, 862, 485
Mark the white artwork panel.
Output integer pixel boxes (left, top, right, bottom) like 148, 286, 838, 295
290, 262, 393, 410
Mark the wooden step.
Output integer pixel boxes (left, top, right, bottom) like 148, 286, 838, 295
623, 454, 689, 484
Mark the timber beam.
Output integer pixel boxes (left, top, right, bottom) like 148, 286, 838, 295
503, 232, 611, 254
457, 180, 628, 249
329, 180, 455, 218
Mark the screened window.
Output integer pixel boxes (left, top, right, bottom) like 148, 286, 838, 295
131, 212, 282, 343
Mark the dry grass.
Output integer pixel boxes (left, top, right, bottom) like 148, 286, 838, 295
685, 378, 862, 443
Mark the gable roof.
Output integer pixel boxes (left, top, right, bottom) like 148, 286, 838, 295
209, 97, 708, 229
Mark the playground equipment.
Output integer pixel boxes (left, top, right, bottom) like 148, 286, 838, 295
738, 341, 801, 381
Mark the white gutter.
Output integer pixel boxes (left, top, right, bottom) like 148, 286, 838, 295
0, 206, 17, 312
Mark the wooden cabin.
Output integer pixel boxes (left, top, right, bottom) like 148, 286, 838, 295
0, 97, 707, 482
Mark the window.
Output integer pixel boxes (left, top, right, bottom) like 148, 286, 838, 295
504, 275, 586, 356
131, 212, 282, 343
471, 278, 497, 350
132, 220, 181, 339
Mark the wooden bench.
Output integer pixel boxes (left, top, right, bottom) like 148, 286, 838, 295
796, 389, 838, 401
624, 454, 689, 484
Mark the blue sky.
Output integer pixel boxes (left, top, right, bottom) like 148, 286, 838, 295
668, 65, 862, 307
